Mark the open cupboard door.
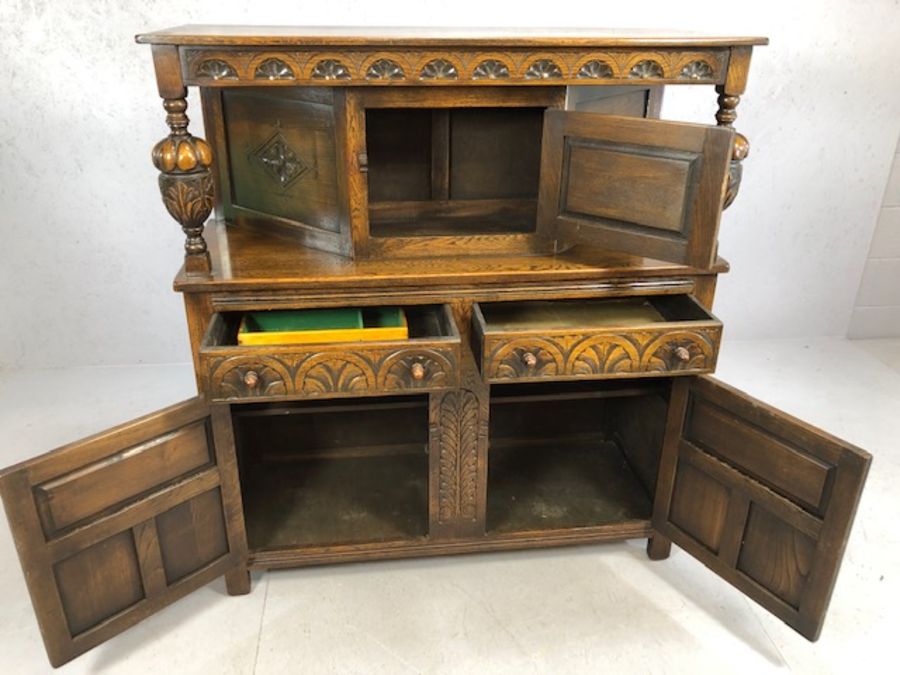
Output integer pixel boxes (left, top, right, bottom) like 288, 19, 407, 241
536, 111, 733, 268
0, 398, 247, 667
652, 377, 870, 640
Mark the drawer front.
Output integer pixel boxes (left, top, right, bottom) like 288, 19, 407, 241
200, 306, 460, 402
473, 296, 721, 383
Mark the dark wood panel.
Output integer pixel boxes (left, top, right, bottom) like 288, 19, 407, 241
563, 142, 694, 233
0, 399, 246, 666
667, 460, 729, 553
737, 504, 816, 608
449, 107, 544, 200
365, 108, 432, 201
654, 376, 871, 641
537, 111, 733, 268
157, 488, 229, 585
685, 396, 831, 511
566, 85, 660, 116
53, 530, 144, 637
223, 88, 343, 248
34, 420, 212, 536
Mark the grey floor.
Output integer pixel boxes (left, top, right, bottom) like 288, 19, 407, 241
1, 337, 898, 674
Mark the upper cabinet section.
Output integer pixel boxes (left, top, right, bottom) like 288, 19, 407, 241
140, 28, 764, 273
137, 26, 767, 87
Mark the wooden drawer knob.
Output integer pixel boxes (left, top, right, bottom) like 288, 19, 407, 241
410, 362, 426, 381
522, 352, 538, 368
243, 370, 260, 389
674, 346, 691, 363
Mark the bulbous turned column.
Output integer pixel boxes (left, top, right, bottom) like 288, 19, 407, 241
716, 85, 750, 210
152, 97, 214, 274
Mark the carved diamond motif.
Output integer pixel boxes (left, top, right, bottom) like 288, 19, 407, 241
420, 59, 458, 80
254, 58, 294, 80
629, 59, 664, 79
251, 130, 309, 188
196, 59, 237, 80
472, 59, 510, 80
577, 60, 614, 79
679, 60, 714, 80
366, 59, 405, 80
525, 59, 563, 79
311, 59, 351, 80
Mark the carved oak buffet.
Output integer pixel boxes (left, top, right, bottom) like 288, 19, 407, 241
0, 27, 872, 667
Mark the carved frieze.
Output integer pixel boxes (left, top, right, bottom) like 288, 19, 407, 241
182, 48, 725, 85
205, 347, 458, 401
481, 328, 721, 382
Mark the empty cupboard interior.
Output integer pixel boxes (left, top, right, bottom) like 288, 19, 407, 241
233, 395, 430, 550
487, 380, 669, 534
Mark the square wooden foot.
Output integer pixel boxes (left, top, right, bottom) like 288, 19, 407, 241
646, 534, 672, 561
225, 567, 251, 595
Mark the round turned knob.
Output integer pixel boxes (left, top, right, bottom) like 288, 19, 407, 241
522, 352, 538, 368
674, 346, 691, 363
410, 362, 426, 381
243, 370, 260, 389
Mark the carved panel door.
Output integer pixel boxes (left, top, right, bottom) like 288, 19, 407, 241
0, 398, 247, 667
536, 111, 733, 268
652, 377, 870, 640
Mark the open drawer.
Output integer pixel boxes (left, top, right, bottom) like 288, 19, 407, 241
200, 305, 460, 402
472, 295, 722, 383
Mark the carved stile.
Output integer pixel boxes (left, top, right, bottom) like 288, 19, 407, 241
152, 98, 214, 274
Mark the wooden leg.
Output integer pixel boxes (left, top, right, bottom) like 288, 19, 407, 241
646, 534, 672, 561
225, 567, 252, 595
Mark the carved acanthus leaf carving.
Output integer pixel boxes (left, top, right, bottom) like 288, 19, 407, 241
152, 98, 214, 266
437, 390, 479, 523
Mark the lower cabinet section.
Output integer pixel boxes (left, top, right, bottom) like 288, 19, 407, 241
0, 375, 871, 665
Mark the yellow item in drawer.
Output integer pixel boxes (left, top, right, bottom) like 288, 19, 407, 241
237, 307, 409, 346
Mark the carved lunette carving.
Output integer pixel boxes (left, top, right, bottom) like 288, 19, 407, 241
204, 346, 458, 401
182, 48, 727, 85
151, 98, 213, 273
481, 328, 721, 382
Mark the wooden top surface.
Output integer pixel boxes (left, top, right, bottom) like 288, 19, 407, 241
136, 25, 768, 48
173, 223, 728, 293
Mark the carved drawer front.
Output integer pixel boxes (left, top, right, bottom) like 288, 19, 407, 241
472, 295, 721, 383
200, 305, 460, 402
